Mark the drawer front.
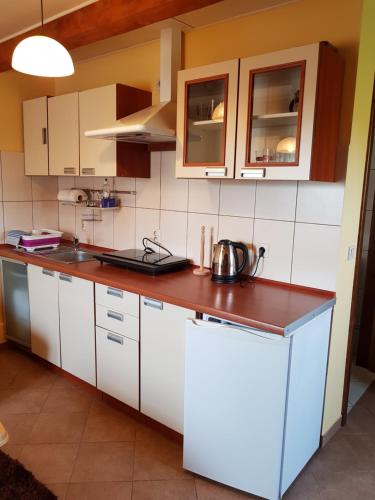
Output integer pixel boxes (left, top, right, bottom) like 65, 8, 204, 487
96, 304, 139, 341
96, 283, 139, 317
96, 326, 139, 410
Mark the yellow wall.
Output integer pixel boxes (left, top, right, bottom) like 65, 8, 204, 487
323, 0, 375, 434
0, 0, 367, 431
0, 72, 54, 152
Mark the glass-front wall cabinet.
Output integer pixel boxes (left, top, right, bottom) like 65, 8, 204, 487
176, 59, 238, 179
185, 76, 228, 165
247, 62, 305, 166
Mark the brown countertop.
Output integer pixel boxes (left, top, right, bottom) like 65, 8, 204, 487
0, 245, 335, 336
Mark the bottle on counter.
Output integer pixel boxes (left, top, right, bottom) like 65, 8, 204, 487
101, 178, 110, 208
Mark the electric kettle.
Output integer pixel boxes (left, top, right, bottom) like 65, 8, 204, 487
211, 239, 249, 283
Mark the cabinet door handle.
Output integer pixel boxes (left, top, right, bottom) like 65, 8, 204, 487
42, 268, 55, 277
82, 168, 95, 175
42, 127, 48, 145
107, 332, 124, 345
107, 310, 124, 322
143, 297, 163, 310
64, 167, 76, 175
59, 273, 72, 283
107, 287, 123, 299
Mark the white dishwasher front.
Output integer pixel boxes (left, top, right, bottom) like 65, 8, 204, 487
183, 318, 291, 500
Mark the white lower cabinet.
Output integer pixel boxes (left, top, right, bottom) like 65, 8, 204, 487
59, 273, 95, 385
96, 326, 139, 410
28, 265, 60, 366
28, 264, 95, 384
140, 296, 195, 433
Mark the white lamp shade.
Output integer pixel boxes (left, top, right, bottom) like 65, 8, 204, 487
12, 35, 74, 77
276, 137, 296, 153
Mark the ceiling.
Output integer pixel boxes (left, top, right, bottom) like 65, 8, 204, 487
0, 0, 98, 43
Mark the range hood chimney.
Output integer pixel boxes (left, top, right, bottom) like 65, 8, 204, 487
84, 28, 181, 144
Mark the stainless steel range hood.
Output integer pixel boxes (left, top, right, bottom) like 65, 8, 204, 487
84, 28, 181, 144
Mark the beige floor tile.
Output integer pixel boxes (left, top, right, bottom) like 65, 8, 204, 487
70, 442, 134, 482
66, 481, 132, 500
195, 478, 255, 499
134, 433, 191, 481
0, 388, 49, 415
82, 406, 138, 442
29, 412, 87, 443
47, 483, 69, 499
0, 412, 38, 444
42, 387, 92, 414
343, 403, 375, 434
133, 479, 197, 500
284, 470, 322, 500
318, 471, 375, 500
19, 443, 79, 483
10, 366, 58, 389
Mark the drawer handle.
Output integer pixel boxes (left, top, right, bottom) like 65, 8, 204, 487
64, 167, 76, 174
107, 310, 124, 322
143, 297, 163, 310
42, 268, 54, 277
59, 273, 72, 283
107, 287, 123, 299
107, 332, 124, 345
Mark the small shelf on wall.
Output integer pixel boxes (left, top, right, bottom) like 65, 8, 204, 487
252, 112, 298, 128
192, 119, 224, 130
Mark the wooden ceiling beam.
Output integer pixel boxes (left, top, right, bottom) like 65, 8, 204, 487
0, 0, 221, 73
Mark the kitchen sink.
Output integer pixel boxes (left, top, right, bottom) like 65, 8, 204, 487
39, 247, 97, 264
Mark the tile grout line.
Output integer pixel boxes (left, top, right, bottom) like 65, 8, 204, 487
289, 181, 300, 285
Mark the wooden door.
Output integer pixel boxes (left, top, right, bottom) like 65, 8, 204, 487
23, 97, 49, 176
28, 265, 60, 366
48, 92, 80, 176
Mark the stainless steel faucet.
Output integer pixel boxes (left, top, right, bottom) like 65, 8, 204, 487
73, 236, 79, 251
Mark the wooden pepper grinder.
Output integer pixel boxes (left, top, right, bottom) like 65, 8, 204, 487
193, 225, 211, 276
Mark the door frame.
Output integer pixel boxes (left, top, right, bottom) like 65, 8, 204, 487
341, 77, 375, 424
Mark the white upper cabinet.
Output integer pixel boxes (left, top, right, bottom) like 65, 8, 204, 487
79, 84, 151, 177
23, 97, 49, 176
48, 92, 80, 176
176, 59, 239, 179
79, 85, 118, 177
236, 42, 344, 181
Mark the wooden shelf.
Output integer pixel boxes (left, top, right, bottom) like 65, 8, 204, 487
252, 112, 298, 128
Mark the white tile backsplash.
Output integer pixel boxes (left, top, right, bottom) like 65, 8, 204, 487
187, 213, 218, 267
114, 177, 136, 207
32, 201, 59, 229
255, 181, 297, 221
292, 223, 341, 291
4, 202, 33, 232
219, 180, 256, 218
2, 152, 32, 202
160, 210, 188, 257
59, 203, 76, 238
188, 179, 220, 215
161, 151, 188, 212
114, 207, 136, 250
296, 181, 345, 226
136, 152, 161, 209
75, 206, 94, 244
32, 177, 58, 201
253, 219, 294, 283
0, 204, 4, 243
218, 216, 253, 246
135, 208, 160, 248
93, 209, 114, 248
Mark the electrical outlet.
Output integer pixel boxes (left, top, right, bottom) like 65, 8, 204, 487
347, 245, 356, 261
258, 244, 269, 258
153, 229, 161, 242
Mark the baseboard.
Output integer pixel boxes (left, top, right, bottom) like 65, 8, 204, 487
320, 417, 342, 447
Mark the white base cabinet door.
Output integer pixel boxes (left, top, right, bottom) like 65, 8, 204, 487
96, 326, 139, 410
140, 297, 195, 433
28, 265, 60, 366
59, 273, 95, 385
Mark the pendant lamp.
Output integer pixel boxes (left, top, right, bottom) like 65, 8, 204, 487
11, 0, 74, 77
